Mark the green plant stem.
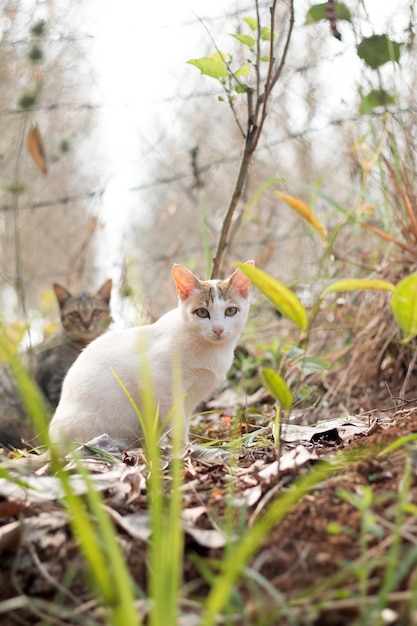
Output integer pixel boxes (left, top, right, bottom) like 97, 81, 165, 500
201, 460, 337, 626
52, 454, 141, 626
148, 354, 184, 626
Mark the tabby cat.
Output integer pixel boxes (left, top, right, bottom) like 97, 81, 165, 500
0, 280, 112, 449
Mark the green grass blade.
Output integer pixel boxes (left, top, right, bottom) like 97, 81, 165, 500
201, 461, 338, 625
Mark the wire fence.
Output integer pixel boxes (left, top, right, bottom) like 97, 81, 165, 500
1, 0, 415, 330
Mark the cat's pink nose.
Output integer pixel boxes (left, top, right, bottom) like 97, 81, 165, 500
213, 327, 224, 337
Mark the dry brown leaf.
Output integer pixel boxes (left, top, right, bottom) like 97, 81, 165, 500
257, 445, 318, 482
26, 122, 48, 174
104, 506, 151, 542
275, 191, 328, 241
280, 416, 368, 443
0, 466, 135, 505
0, 520, 22, 554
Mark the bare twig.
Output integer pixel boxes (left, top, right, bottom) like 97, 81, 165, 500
211, 0, 295, 277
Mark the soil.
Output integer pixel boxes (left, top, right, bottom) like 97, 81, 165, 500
2, 379, 417, 625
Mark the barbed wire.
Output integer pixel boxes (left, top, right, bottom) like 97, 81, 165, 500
1, 102, 414, 216
1, 1, 414, 318
0, 191, 104, 213
0, 34, 95, 48
1, 102, 100, 116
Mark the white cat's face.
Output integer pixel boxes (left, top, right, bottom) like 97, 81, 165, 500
172, 263, 253, 345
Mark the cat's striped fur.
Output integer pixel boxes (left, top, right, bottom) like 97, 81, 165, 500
0, 280, 112, 449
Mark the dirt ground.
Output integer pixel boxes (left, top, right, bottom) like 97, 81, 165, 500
1, 370, 417, 625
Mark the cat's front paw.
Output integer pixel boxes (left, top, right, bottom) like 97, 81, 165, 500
190, 443, 230, 462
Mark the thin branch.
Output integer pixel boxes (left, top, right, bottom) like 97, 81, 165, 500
254, 0, 262, 103
211, 0, 295, 277
211, 150, 253, 278
270, 2, 295, 92
254, 0, 295, 150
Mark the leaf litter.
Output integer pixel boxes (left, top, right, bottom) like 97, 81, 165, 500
2, 386, 417, 624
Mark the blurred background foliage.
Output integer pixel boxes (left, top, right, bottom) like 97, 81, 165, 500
0, 0, 416, 336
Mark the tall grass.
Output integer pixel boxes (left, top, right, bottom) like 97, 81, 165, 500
3, 114, 417, 623
52, 455, 142, 626
3, 310, 417, 625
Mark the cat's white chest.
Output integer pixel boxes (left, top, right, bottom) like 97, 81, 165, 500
181, 346, 233, 414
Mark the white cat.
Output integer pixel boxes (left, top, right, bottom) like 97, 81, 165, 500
48, 262, 254, 452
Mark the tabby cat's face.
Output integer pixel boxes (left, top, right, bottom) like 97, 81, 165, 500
53, 279, 113, 343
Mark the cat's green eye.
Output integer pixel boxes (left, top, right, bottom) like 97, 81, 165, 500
195, 308, 210, 319
225, 306, 238, 317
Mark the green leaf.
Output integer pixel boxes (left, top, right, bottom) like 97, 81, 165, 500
28, 44, 43, 62
305, 2, 352, 24
248, 177, 286, 211
391, 273, 417, 340
357, 35, 402, 69
187, 51, 227, 79
359, 89, 396, 114
326, 522, 343, 535
298, 355, 331, 376
379, 433, 417, 457
235, 84, 248, 94
17, 90, 38, 110
231, 34, 255, 48
235, 264, 308, 331
235, 64, 250, 78
3, 180, 26, 195
243, 17, 258, 31
31, 19, 47, 37
262, 368, 293, 409
260, 27, 277, 42
324, 279, 395, 295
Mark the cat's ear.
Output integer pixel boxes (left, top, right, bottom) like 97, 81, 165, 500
53, 283, 72, 308
172, 265, 200, 300
96, 279, 112, 303
229, 260, 255, 298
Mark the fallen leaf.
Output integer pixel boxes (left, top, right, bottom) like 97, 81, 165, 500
280, 416, 368, 443
257, 445, 318, 482
182, 522, 227, 548
25, 511, 69, 550
105, 507, 151, 542
206, 386, 269, 410
0, 520, 22, 554
0, 466, 136, 505
232, 485, 263, 508
26, 122, 47, 174
182, 506, 207, 524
